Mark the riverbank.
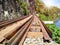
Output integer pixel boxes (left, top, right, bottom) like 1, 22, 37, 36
47, 24, 60, 44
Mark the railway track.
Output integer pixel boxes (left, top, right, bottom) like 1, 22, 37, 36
0, 15, 33, 43
23, 15, 52, 45
0, 14, 53, 45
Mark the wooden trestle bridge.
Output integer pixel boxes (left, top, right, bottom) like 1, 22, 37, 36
0, 14, 53, 45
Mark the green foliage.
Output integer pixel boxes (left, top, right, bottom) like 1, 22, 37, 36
20, 2, 29, 15
14, 12, 18, 18
39, 13, 53, 21
35, 0, 45, 13
39, 13, 60, 21
47, 24, 60, 44
39, 14, 48, 20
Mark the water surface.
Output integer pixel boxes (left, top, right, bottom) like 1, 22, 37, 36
56, 19, 60, 28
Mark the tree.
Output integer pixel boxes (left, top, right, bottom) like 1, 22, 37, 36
35, 0, 45, 13
20, 1, 29, 15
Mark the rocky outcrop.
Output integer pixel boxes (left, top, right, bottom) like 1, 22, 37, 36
0, 0, 22, 21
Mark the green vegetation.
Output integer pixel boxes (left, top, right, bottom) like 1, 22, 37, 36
20, 1, 29, 15
35, 0, 45, 13
14, 12, 18, 18
39, 14, 51, 21
16, 0, 29, 15
47, 24, 60, 44
35, 0, 60, 21
39, 13, 60, 21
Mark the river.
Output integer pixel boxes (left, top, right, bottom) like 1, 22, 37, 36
56, 19, 60, 28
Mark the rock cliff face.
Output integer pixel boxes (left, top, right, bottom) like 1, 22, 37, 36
28, 0, 35, 14
0, 0, 23, 21
0, 0, 35, 21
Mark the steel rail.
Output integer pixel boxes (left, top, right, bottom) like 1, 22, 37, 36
6, 16, 33, 45
35, 14, 52, 41
0, 15, 30, 29
0, 15, 32, 43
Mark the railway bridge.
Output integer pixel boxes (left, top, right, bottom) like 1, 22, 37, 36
0, 14, 54, 45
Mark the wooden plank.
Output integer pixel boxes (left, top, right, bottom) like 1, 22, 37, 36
27, 32, 43, 38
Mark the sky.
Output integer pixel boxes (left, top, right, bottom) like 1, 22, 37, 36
42, 0, 60, 8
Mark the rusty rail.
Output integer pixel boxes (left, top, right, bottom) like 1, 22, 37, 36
0, 15, 30, 29
0, 15, 33, 44
6, 16, 33, 45
35, 14, 52, 41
